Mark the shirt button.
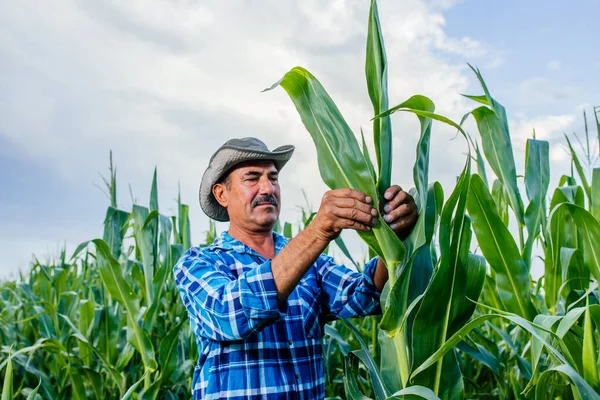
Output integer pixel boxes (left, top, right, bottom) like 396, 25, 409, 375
295, 373, 299, 379
288, 340, 293, 346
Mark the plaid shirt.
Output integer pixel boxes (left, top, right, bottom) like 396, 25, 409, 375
174, 231, 381, 399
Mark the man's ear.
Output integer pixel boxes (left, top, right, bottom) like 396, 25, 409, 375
212, 184, 228, 208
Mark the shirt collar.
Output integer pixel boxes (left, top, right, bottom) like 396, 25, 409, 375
210, 230, 288, 257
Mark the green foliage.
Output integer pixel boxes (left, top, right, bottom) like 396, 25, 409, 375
1, 1, 599, 399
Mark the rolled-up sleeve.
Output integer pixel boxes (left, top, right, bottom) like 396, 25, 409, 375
174, 251, 285, 341
317, 255, 382, 319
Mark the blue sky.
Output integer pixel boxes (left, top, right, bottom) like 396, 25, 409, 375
0, 0, 598, 279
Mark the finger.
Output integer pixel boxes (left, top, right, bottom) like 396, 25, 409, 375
389, 209, 418, 231
333, 197, 378, 217
383, 185, 402, 201
331, 188, 373, 205
333, 207, 377, 226
339, 219, 372, 232
383, 202, 417, 223
383, 190, 413, 213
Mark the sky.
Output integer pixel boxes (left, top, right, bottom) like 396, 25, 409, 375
1, 0, 599, 279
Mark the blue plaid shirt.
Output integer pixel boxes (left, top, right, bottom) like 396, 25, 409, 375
174, 231, 381, 399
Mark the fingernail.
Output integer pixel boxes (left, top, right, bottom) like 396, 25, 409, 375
371, 218, 378, 226
383, 204, 391, 213
365, 196, 372, 204
371, 208, 378, 216
384, 214, 392, 222
385, 191, 392, 200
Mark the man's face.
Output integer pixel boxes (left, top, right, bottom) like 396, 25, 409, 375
213, 160, 281, 231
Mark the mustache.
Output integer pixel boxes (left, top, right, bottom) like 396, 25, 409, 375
252, 194, 278, 208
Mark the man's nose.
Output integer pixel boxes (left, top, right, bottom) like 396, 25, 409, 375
258, 176, 275, 194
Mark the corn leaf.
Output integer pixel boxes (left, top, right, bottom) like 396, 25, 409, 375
1, 349, 12, 400
536, 364, 600, 400
491, 180, 509, 226
592, 168, 600, 220
565, 134, 591, 204
470, 106, 524, 225
550, 203, 600, 283
466, 66, 525, 225
583, 297, 599, 389
366, 0, 392, 197
411, 310, 566, 380
411, 158, 486, 398
387, 386, 441, 400
467, 174, 536, 319
523, 139, 550, 266
266, 66, 404, 281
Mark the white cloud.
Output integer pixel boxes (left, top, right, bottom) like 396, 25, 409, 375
547, 61, 561, 70
0, 0, 549, 277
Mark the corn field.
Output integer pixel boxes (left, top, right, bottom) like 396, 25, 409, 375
2, 1, 600, 399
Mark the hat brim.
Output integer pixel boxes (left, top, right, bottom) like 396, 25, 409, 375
199, 144, 294, 222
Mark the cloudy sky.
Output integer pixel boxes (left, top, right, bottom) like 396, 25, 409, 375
1, 0, 599, 279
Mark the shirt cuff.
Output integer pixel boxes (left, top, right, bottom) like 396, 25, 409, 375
360, 256, 382, 296
239, 260, 288, 320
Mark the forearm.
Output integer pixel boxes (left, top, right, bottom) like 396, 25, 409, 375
271, 225, 329, 305
374, 257, 389, 292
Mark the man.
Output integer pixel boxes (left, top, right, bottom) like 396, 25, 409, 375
174, 137, 418, 399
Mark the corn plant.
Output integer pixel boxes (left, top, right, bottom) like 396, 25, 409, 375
268, 0, 600, 399
2, 1, 600, 398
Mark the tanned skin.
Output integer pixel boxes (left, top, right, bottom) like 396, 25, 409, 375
212, 160, 418, 306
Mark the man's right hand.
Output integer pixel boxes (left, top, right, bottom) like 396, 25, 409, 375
308, 189, 379, 242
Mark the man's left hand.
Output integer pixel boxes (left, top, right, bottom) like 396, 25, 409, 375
382, 185, 418, 240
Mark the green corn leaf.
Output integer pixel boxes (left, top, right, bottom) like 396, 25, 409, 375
550, 203, 600, 283
178, 202, 191, 250
84, 239, 157, 372
536, 364, 600, 400
150, 167, 159, 212
266, 66, 404, 282
400, 95, 435, 210
491, 180, 509, 226
456, 340, 501, 376
466, 65, 525, 225
379, 183, 441, 388
565, 134, 592, 204
133, 205, 159, 306
411, 310, 566, 381
470, 106, 525, 225
526, 314, 562, 392
361, 129, 377, 183
352, 349, 391, 400
78, 299, 95, 367
1, 348, 13, 400
324, 324, 351, 356
523, 139, 550, 266
474, 141, 488, 188
344, 353, 373, 400
366, 0, 392, 197
467, 174, 536, 319
283, 222, 293, 239
159, 319, 186, 382
121, 368, 151, 400
342, 319, 391, 399
59, 313, 126, 393
102, 207, 130, 260
387, 385, 441, 400
411, 157, 486, 398
592, 168, 600, 220
583, 297, 599, 389
24, 380, 41, 400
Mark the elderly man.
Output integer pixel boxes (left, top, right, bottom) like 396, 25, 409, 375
174, 137, 417, 399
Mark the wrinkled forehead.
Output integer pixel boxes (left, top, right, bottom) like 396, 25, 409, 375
228, 160, 278, 177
